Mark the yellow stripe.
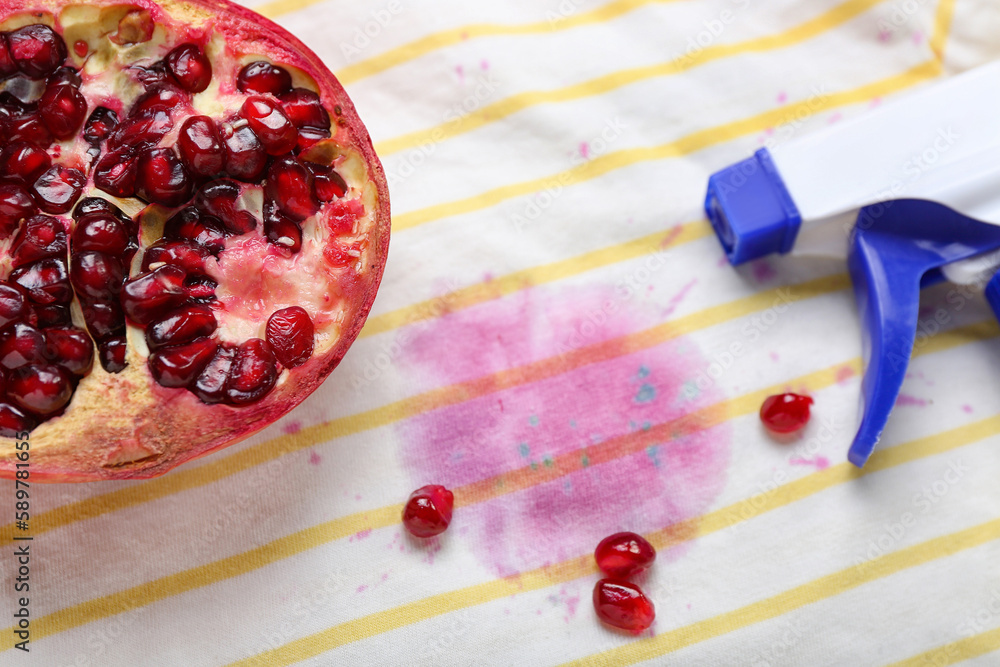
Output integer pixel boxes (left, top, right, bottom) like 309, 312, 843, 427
564, 522, 1000, 666
375, 0, 886, 156
392, 60, 942, 231
17, 320, 994, 654
232, 386, 1000, 665
360, 221, 709, 338
888, 628, 1000, 666
0, 273, 850, 548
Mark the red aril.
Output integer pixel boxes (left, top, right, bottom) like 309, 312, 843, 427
177, 116, 225, 178
38, 82, 87, 139
594, 532, 656, 578
240, 96, 298, 155
237, 61, 292, 95
266, 306, 314, 368
0, 142, 52, 184
759, 393, 814, 434
593, 580, 655, 633
164, 43, 211, 93
402, 485, 455, 538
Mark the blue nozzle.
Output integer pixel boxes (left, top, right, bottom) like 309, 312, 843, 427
705, 148, 802, 265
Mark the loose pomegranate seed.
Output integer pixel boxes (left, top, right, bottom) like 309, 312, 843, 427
593, 580, 655, 633
164, 43, 212, 93
306, 163, 348, 202
263, 202, 302, 253
7, 25, 67, 79
11, 215, 67, 267
402, 484, 454, 538
0, 284, 28, 329
195, 180, 256, 233
43, 326, 94, 376
148, 336, 218, 387
266, 156, 318, 221
137, 147, 193, 207
120, 264, 188, 324
130, 84, 189, 116
278, 88, 329, 129
142, 240, 211, 275
177, 115, 225, 178
265, 306, 314, 368
236, 61, 292, 95
240, 97, 298, 155
70, 251, 124, 299
221, 123, 267, 181
38, 83, 87, 140
0, 323, 46, 369
80, 300, 124, 341
46, 65, 82, 88
0, 141, 52, 184
32, 166, 85, 214
759, 393, 814, 434
145, 305, 217, 350
83, 106, 118, 143
225, 338, 278, 404
0, 402, 36, 437
73, 40, 88, 59
72, 214, 130, 255
193, 344, 236, 403
11, 258, 72, 305
9, 363, 73, 415
33, 303, 69, 328
594, 532, 656, 578
162, 206, 228, 254
0, 183, 37, 233
98, 337, 127, 373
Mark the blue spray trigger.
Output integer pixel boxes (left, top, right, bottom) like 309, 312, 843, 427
847, 200, 1000, 467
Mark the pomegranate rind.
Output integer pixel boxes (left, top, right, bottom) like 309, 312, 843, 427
0, 0, 390, 481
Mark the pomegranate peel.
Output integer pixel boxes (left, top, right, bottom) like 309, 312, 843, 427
0, 0, 390, 481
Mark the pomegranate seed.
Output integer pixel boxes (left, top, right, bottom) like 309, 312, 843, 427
43, 326, 93, 376
164, 43, 212, 93
75, 196, 133, 228
33, 303, 69, 328
0, 141, 52, 184
11, 214, 67, 267
137, 147, 193, 207
7, 25, 67, 79
0, 402, 36, 437
11, 258, 71, 305
0, 183, 37, 232
593, 580, 655, 633
263, 202, 302, 253
306, 163, 348, 202
594, 532, 656, 578
73, 40, 88, 59
178, 115, 225, 178
38, 83, 87, 140
759, 393, 814, 434
402, 485, 454, 538
195, 180, 256, 234
236, 61, 292, 95
130, 84, 189, 116
72, 214, 130, 255
97, 337, 127, 373
46, 66, 82, 88
83, 106, 118, 143
142, 240, 210, 274
120, 264, 188, 324
225, 338, 278, 404
80, 300, 124, 340
107, 108, 172, 152
221, 123, 267, 181
192, 344, 236, 403
0, 284, 29, 329
278, 88, 329, 129
0, 323, 46, 369
0, 36, 16, 77
7, 110, 53, 146
70, 251, 124, 299
145, 305, 217, 350
93, 148, 139, 198
163, 206, 228, 254
184, 275, 217, 303
266, 156, 318, 221
32, 166, 85, 214
295, 126, 331, 152
148, 336, 217, 387
240, 97, 298, 155
265, 306, 314, 368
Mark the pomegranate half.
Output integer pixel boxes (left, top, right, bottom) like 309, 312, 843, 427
0, 0, 390, 481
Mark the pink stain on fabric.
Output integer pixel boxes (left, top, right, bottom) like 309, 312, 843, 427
776, 91, 787, 104
396, 286, 732, 577
351, 528, 372, 542
962, 404, 974, 414
789, 456, 829, 470
751, 260, 776, 283
308, 451, 321, 465
836, 365, 856, 385
579, 143, 590, 160
896, 394, 927, 407
283, 421, 301, 434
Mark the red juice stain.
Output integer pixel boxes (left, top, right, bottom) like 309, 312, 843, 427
396, 286, 732, 576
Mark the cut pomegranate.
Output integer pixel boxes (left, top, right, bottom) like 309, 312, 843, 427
593, 580, 655, 633
402, 485, 454, 538
0, 3, 389, 483
594, 532, 656, 578
760, 393, 814, 434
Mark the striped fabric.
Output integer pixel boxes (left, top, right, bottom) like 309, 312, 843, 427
4, 0, 1000, 664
